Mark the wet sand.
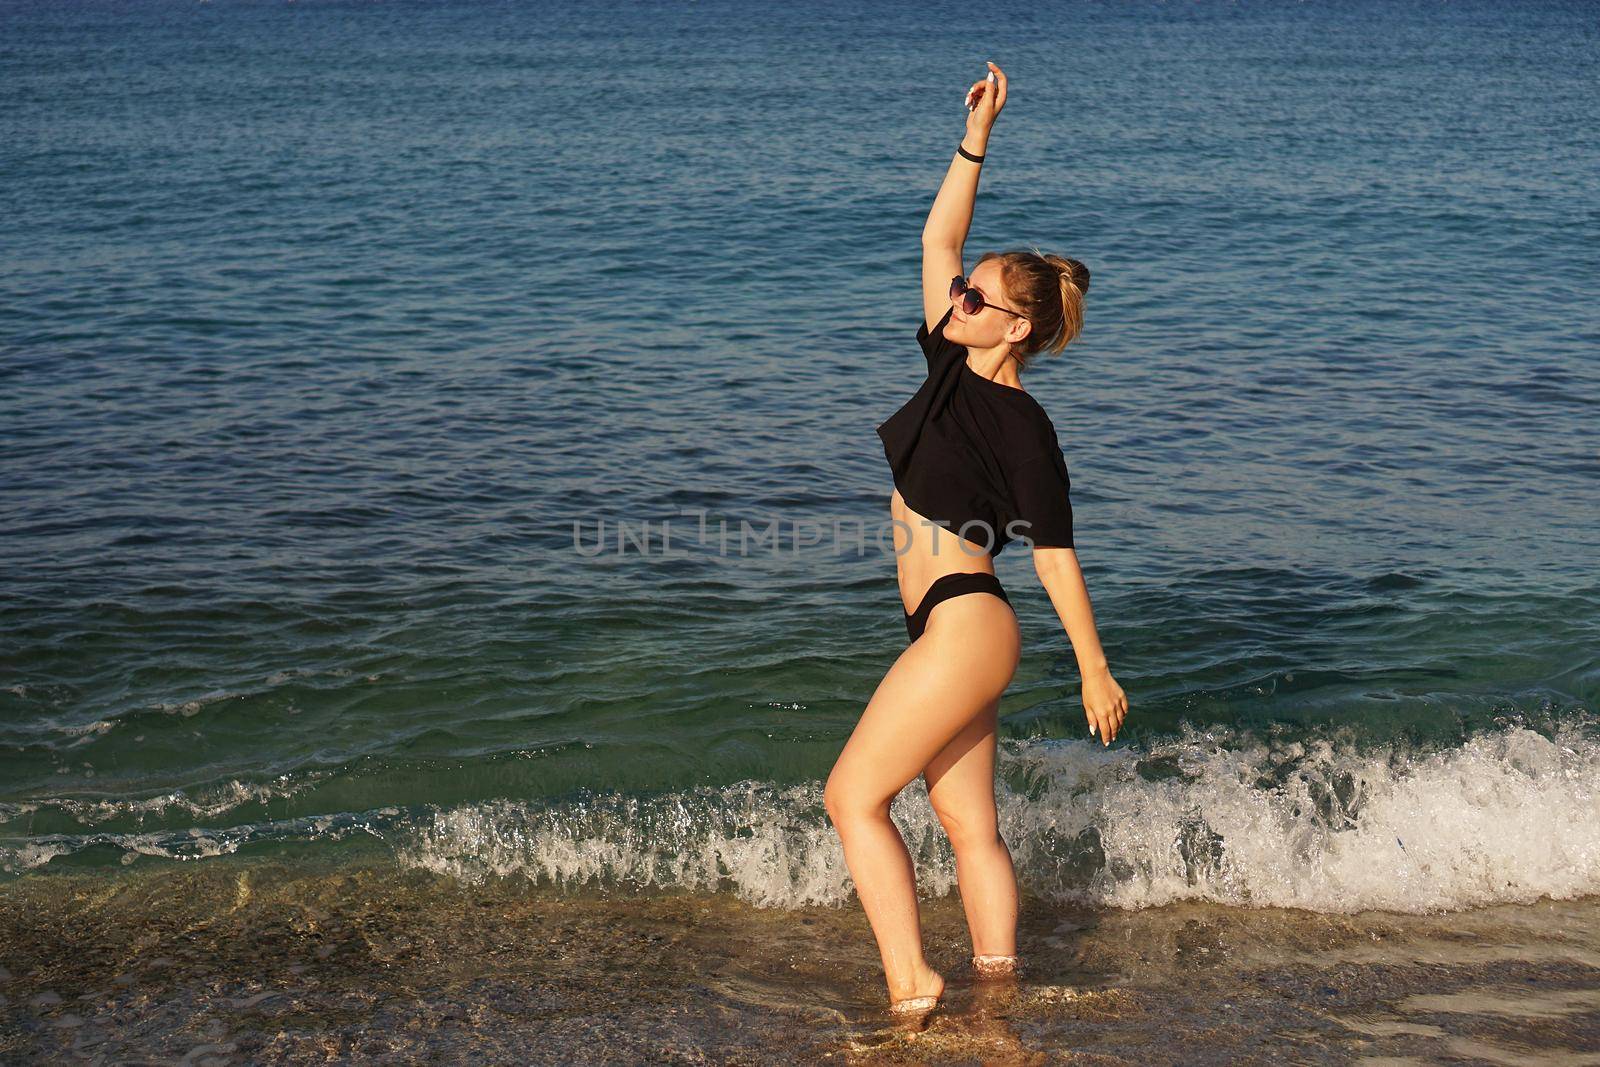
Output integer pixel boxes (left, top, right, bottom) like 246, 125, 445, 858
2, 854, 1598, 1065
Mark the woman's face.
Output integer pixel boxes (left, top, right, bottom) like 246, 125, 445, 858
945, 259, 1025, 350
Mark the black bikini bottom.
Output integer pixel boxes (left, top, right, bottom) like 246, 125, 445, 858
904, 571, 1011, 643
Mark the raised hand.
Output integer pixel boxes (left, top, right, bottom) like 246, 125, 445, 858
964, 61, 1008, 133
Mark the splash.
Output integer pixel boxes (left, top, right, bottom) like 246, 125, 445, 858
395, 722, 1600, 914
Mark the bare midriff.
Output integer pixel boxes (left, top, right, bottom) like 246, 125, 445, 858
889, 486, 998, 615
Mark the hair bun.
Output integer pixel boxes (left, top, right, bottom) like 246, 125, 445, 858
1061, 257, 1090, 294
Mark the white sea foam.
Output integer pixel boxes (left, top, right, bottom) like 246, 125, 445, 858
8, 723, 1595, 912
0, 805, 402, 875
395, 783, 851, 908
0, 771, 333, 829
395, 723, 1600, 914
1014, 721, 1600, 913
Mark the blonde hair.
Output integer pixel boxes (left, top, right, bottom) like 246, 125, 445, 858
975, 245, 1090, 369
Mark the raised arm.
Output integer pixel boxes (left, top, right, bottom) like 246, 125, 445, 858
921, 61, 1008, 332
1034, 547, 1129, 746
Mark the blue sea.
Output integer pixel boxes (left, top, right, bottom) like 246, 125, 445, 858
3, 0, 1598, 1061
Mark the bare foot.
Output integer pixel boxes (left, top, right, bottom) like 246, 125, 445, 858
887, 965, 945, 1014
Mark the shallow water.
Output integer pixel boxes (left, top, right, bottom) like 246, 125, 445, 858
4, 0, 1597, 891
3, 853, 1599, 1064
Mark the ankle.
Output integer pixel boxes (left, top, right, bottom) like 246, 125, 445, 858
887, 963, 943, 1001
972, 953, 1019, 978
888, 966, 944, 1012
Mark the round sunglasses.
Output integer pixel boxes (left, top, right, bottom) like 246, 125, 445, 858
949, 275, 1027, 320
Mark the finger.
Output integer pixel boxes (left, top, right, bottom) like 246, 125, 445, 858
989, 62, 1007, 106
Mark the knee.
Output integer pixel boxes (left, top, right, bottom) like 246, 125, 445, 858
932, 806, 1002, 852
824, 775, 891, 827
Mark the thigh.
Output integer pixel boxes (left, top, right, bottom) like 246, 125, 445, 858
829, 597, 1017, 810
922, 697, 1001, 837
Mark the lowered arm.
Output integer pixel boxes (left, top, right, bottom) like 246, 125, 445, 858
1032, 545, 1127, 744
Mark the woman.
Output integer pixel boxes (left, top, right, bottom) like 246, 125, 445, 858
823, 61, 1129, 1016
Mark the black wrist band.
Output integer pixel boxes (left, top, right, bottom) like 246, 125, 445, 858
957, 145, 985, 163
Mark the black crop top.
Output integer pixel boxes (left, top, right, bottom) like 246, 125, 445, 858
876, 305, 1075, 557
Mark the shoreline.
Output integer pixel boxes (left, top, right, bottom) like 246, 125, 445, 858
3, 853, 1597, 1064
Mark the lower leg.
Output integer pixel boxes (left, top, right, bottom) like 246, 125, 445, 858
833, 804, 942, 1001
953, 832, 1020, 959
